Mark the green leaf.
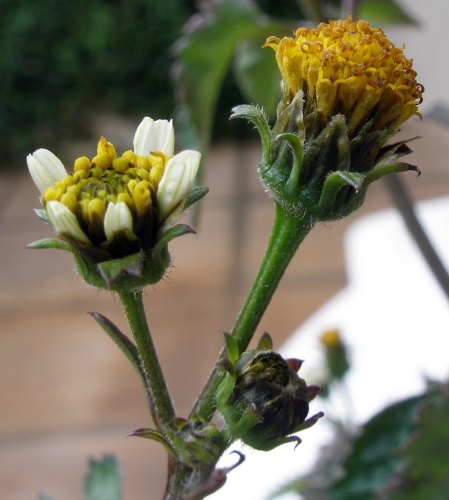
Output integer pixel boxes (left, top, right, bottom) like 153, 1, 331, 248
329, 395, 424, 499
84, 455, 121, 500
358, 0, 417, 25
89, 312, 146, 388
233, 37, 280, 116
173, 0, 285, 153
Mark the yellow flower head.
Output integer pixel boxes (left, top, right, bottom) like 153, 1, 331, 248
264, 17, 423, 133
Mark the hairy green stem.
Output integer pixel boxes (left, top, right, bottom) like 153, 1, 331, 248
191, 203, 313, 421
118, 289, 176, 433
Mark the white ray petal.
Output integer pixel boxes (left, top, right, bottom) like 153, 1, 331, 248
104, 202, 135, 242
157, 150, 201, 221
46, 201, 91, 245
27, 149, 68, 194
133, 117, 175, 157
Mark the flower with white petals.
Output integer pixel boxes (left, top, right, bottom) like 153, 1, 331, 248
27, 116, 206, 289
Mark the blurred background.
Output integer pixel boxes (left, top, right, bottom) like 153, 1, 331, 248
1, 0, 449, 498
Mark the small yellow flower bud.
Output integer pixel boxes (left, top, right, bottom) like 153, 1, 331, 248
122, 150, 137, 166
74, 156, 91, 172
112, 157, 129, 173
130, 180, 152, 217
117, 192, 134, 210
92, 153, 112, 170
60, 192, 78, 212
149, 164, 164, 186
97, 136, 117, 160
136, 156, 150, 170
43, 186, 63, 202
320, 329, 341, 348
87, 198, 106, 223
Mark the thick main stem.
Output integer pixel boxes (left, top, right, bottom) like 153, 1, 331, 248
119, 289, 176, 433
191, 203, 313, 422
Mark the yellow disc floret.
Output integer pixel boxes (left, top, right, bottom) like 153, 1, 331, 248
264, 17, 423, 132
42, 137, 171, 245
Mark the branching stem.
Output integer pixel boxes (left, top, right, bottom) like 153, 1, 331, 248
191, 203, 313, 421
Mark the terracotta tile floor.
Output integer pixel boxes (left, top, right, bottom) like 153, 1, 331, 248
1, 118, 448, 499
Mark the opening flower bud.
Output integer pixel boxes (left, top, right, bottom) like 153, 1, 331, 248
218, 348, 322, 451
27, 116, 206, 290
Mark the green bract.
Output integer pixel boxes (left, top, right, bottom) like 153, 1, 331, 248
231, 95, 419, 223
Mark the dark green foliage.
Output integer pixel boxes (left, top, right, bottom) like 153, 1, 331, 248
0, 0, 191, 164
329, 395, 424, 499
389, 384, 449, 500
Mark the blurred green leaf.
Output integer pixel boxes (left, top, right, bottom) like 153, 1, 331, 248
390, 384, 449, 500
358, 0, 417, 25
329, 395, 424, 499
233, 38, 280, 116
84, 455, 121, 500
173, 0, 285, 153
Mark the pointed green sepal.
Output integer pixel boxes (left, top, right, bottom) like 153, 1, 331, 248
97, 252, 144, 288
223, 332, 240, 365
218, 357, 236, 375
154, 224, 196, 257
129, 428, 176, 458
377, 136, 420, 161
293, 411, 325, 432
184, 186, 209, 210
26, 237, 75, 252
318, 171, 366, 215
365, 161, 420, 185
230, 104, 271, 163
89, 312, 146, 387
34, 208, 50, 224
275, 133, 304, 197
217, 372, 237, 409
257, 331, 273, 351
